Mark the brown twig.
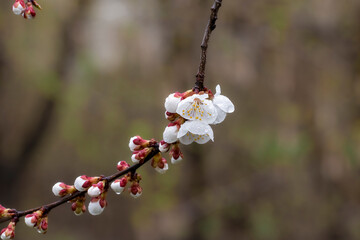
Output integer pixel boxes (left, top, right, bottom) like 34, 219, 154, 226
0, 146, 159, 224
194, 0, 223, 92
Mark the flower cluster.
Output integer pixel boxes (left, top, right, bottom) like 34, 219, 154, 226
24, 209, 48, 234
129, 136, 169, 174
163, 84, 234, 145
12, 0, 41, 19
111, 171, 143, 198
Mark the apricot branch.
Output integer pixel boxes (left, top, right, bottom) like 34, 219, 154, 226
1, 0, 233, 239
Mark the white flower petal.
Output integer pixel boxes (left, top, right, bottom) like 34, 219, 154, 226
213, 95, 234, 113
178, 121, 214, 144
165, 93, 181, 113
194, 134, 211, 144
179, 134, 195, 145
163, 125, 179, 143
215, 84, 221, 96
183, 121, 213, 137
213, 105, 227, 124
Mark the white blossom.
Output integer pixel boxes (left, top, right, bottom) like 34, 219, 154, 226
212, 85, 235, 124
177, 121, 214, 145
176, 94, 217, 124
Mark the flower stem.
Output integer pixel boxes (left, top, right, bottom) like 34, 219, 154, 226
195, 0, 223, 92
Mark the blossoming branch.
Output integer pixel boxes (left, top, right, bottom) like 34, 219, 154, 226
0, 0, 231, 239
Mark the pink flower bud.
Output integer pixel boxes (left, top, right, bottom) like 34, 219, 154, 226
0, 205, 14, 218
0, 221, 16, 240
24, 210, 42, 228
71, 195, 86, 216
128, 136, 149, 151
87, 181, 105, 198
12, 0, 25, 15
154, 158, 169, 174
52, 182, 76, 197
117, 161, 130, 171
74, 175, 99, 191
88, 196, 107, 216
170, 144, 183, 164
130, 182, 142, 198
22, 2, 36, 19
159, 140, 170, 153
131, 148, 151, 164
36, 216, 48, 234
110, 177, 127, 195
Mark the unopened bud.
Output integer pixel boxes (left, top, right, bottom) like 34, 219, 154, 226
110, 177, 128, 195
128, 136, 149, 151
154, 158, 169, 174
130, 182, 142, 198
87, 181, 105, 198
163, 123, 180, 143
22, 2, 36, 19
88, 196, 107, 216
159, 140, 170, 153
71, 195, 86, 216
131, 148, 151, 164
36, 216, 48, 234
74, 175, 100, 191
117, 161, 130, 171
170, 144, 183, 164
24, 210, 42, 228
0, 221, 16, 240
164, 92, 182, 113
12, 0, 25, 15
52, 182, 76, 197
0, 205, 14, 218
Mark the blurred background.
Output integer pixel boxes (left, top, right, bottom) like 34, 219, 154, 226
1, 0, 360, 239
